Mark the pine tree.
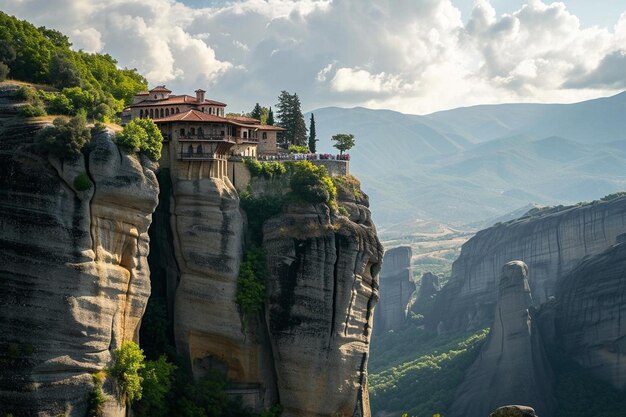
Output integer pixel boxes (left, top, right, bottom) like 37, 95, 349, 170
308, 113, 317, 153
250, 103, 262, 121
267, 107, 274, 125
275, 91, 307, 147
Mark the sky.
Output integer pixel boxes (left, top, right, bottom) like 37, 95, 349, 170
1, 0, 626, 114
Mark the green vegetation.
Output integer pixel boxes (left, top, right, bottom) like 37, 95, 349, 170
244, 157, 287, 179
250, 103, 263, 121
332, 175, 362, 199
0, 11, 147, 119
331, 133, 355, 155
236, 247, 268, 327
14, 85, 46, 117
275, 90, 307, 147
134, 356, 177, 417
267, 107, 274, 125
369, 326, 488, 416
547, 346, 626, 417
288, 144, 310, 154
87, 371, 107, 417
73, 172, 92, 191
289, 161, 336, 205
36, 115, 91, 160
116, 118, 163, 161
110, 341, 145, 404
0, 61, 8, 81
308, 113, 317, 153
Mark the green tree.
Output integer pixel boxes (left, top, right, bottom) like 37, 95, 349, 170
275, 91, 307, 147
267, 106, 274, 125
308, 113, 317, 153
134, 356, 176, 417
289, 161, 336, 204
116, 118, 163, 161
36, 115, 91, 160
331, 133, 355, 155
250, 102, 262, 121
48, 51, 81, 88
110, 341, 145, 405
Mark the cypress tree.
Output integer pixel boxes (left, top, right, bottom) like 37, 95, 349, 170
308, 113, 317, 153
267, 107, 274, 125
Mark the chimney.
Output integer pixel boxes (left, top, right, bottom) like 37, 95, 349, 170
195, 89, 206, 103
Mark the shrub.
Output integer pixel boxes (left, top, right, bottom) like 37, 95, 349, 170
0, 61, 9, 81
338, 206, 349, 217
240, 192, 285, 245
288, 161, 336, 204
18, 103, 46, 117
244, 158, 286, 179
110, 341, 145, 405
134, 356, 176, 417
73, 172, 92, 191
288, 144, 309, 154
36, 115, 91, 160
13, 85, 38, 102
87, 371, 107, 417
116, 118, 163, 161
236, 247, 268, 324
45, 92, 74, 115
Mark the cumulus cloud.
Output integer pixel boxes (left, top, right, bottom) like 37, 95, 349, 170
2, 0, 626, 113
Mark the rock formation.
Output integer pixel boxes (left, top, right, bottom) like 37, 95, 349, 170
373, 246, 414, 333
264, 188, 383, 417
414, 271, 440, 311
450, 261, 555, 417
555, 235, 626, 390
0, 124, 159, 416
429, 197, 626, 332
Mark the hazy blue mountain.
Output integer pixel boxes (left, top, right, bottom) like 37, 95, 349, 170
308, 92, 626, 228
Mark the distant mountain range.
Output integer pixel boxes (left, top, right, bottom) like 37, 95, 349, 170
308, 92, 626, 228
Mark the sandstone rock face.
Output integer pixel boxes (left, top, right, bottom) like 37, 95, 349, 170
450, 261, 555, 417
414, 272, 440, 310
263, 191, 383, 417
556, 238, 626, 390
0, 125, 158, 416
374, 246, 414, 332
430, 198, 626, 332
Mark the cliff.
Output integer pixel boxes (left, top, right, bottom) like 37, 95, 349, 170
450, 262, 555, 417
0, 120, 159, 416
156, 153, 383, 415
429, 197, 626, 332
374, 246, 414, 333
555, 234, 626, 390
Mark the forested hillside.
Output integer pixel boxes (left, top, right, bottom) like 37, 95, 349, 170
0, 11, 147, 120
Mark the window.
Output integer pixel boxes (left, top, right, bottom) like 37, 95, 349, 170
171, 108, 175, 114
243, 131, 248, 139
262, 132, 267, 139
190, 127, 196, 135
180, 128, 185, 136
140, 109, 144, 118
149, 108, 154, 118
154, 94, 157, 99
160, 108, 164, 118
187, 145, 193, 156
198, 127, 203, 137
165, 108, 169, 116
176, 108, 180, 113
196, 144, 203, 155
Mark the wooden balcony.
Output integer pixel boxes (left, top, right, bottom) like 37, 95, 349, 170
178, 152, 227, 161
178, 134, 237, 143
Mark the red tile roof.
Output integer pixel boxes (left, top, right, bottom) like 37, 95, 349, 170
257, 125, 287, 131
154, 109, 258, 128
227, 116, 261, 124
130, 95, 227, 108
150, 86, 172, 93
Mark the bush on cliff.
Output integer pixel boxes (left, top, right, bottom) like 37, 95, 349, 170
236, 247, 268, 324
287, 160, 336, 205
116, 118, 163, 161
110, 341, 145, 404
36, 115, 91, 160
0, 61, 9, 81
134, 355, 176, 417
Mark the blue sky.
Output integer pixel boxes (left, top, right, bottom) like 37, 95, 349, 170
2, 0, 626, 113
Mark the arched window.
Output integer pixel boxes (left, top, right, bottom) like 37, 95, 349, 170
262, 132, 267, 139
190, 127, 196, 135
196, 144, 203, 155
180, 128, 185, 136
140, 109, 144, 118
187, 145, 193, 156
198, 127, 203, 137
171, 108, 175, 115
149, 108, 154, 118
165, 108, 169, 116
176, 108, 180, 114
154, 94, 157, 99
159, 108, 164, 118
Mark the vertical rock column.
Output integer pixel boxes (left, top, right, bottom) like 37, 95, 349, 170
450, 261, 555, 417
